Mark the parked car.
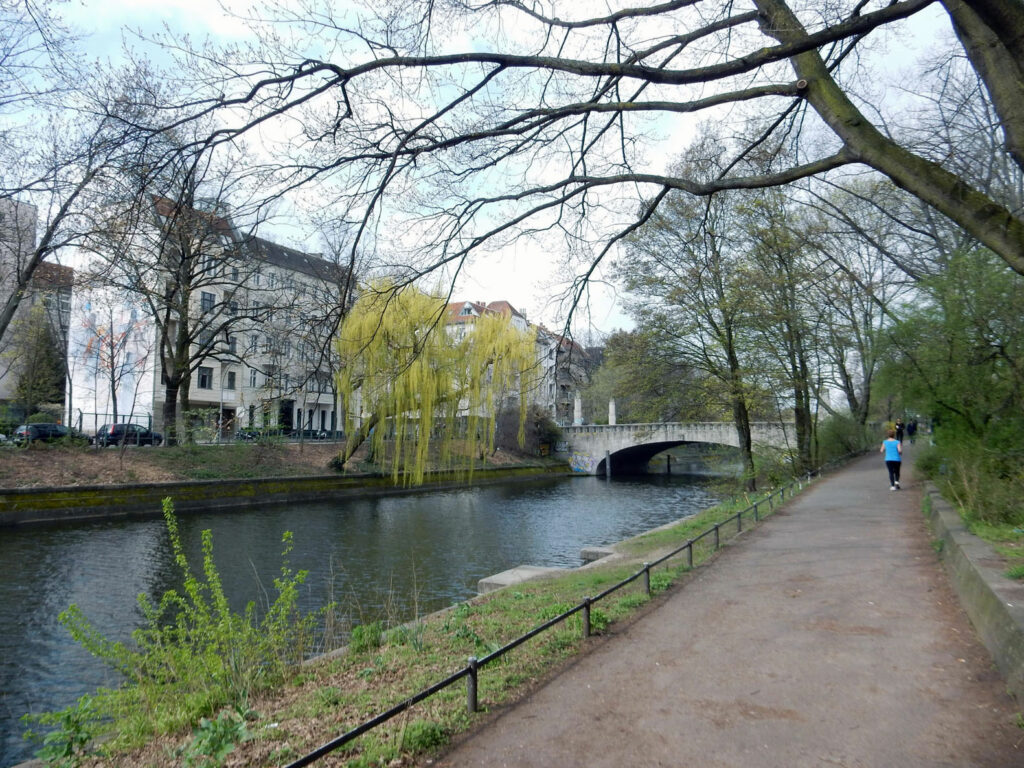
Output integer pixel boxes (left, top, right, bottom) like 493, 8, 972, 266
12, 423, 88, 445
94, 423, 163, 447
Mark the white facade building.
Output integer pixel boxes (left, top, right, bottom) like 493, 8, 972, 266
67, 199, 349, 439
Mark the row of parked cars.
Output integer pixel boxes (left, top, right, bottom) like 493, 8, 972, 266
1, 422, 163, 446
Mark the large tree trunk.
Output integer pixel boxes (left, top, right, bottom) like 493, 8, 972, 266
163, 382, 180, 446
726, 344, 757, 492
756, 0, 1024, 274
942, 0, 1024, 173
179, 377, 192, 443
339, 412, 379, 468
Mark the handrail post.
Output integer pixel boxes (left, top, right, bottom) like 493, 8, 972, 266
643, 563, 651, 596
582, 597, 592, 638
686, 540, 693, 569
737, 509, 743, 532
467, 657, 478, 713
714, 524, 720, 550
753, 501, 759, 522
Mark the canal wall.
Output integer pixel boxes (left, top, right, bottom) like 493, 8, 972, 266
0, 465, 570, 528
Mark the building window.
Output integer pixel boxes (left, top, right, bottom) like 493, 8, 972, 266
248, 335, 258, 354
225, 371, 236, 390
231, 267, 239, 282
249, 368, 258, 388
228, 300, 238, 315
269, 272, 276, 288
201, 291, 215, 313
262, 335, 272, 354
228, 336, 237, 354
198, 366, 213, 389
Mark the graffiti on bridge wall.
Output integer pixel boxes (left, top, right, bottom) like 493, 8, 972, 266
569, 452, 599, 474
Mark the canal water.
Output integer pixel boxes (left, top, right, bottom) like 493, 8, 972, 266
0, 473, 717, 765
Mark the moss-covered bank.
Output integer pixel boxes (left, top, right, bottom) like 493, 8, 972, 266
0, 463, 570, 528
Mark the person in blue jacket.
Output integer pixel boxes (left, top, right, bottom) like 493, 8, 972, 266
880, 429, 902, 490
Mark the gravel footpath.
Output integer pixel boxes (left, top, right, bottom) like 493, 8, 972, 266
427, 450, 1023, 768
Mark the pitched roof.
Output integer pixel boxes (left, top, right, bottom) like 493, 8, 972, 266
446, 299, 526, 325
245, 236, 349, 283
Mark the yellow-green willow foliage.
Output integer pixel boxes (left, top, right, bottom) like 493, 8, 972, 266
336, 284, 537, 484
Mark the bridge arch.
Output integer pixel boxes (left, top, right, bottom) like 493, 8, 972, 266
563, 422, 792, 476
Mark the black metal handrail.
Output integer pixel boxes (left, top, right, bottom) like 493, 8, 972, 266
284, 466, 833, 768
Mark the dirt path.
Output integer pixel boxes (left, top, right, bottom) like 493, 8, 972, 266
427, 451, 1023, 767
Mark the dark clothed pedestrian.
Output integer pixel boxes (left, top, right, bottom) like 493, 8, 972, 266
907, 420, 918, 444
895, 418, 905, 444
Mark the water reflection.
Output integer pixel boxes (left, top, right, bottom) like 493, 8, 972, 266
0, 474, 715, 766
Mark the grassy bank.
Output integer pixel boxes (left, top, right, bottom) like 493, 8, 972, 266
45, 482, 802, 768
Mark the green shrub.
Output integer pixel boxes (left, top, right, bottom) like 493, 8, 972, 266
21, 695, 99, 768
650, 571, 674, 593
815, 414, 871, 463
1006, 564, 1024, 580
401, 720, 448, 752
930, 433, 1024, 526
914, 444, 943, 478
589, 608, 610, 634
50, 498, 324, 750
180, 707, 251, 768
349, 621, 383, 653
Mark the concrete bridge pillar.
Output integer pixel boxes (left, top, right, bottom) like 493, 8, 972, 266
609, 398, 617, 426
573, 394, 583, 425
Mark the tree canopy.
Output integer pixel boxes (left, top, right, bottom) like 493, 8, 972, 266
125, 0, 1024, 303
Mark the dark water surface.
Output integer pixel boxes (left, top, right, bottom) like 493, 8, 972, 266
0, 473, 716, 765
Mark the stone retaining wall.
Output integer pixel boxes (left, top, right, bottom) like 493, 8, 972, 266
0, 465, 569, 527
926, 485, 1024, 702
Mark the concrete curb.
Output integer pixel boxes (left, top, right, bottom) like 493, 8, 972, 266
925, 484, 1024, 703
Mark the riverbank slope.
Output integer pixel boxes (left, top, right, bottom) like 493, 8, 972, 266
0, 441, 559, 490
0, 442, 570, 526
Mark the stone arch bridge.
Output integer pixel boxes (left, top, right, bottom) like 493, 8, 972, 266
561, 422, 794, 476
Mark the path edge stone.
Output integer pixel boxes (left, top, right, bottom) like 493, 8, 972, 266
925, 484, 1024, 704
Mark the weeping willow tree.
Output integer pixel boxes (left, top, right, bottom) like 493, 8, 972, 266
336, 284, 537, 484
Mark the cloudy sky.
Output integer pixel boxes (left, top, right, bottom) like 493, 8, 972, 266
53, 1, 951, 337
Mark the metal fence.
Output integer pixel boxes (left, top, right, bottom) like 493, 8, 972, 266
282, 465, 831, 768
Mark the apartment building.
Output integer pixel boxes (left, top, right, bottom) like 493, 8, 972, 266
444, 299, 594, 425
67, 198, 349, 439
